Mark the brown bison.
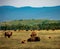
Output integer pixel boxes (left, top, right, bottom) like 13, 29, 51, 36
21, 40, 26, 44
4, 32, 12, 38
27, 31, 40, 42
48, 36, 51, 39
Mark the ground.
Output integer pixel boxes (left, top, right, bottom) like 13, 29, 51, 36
0, 30, 60, 49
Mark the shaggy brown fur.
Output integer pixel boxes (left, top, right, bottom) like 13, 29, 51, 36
4, 32, 12, 38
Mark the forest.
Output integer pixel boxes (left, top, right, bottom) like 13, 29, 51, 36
0, 19, 60, 30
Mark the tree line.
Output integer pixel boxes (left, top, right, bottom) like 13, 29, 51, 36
0, 22, 60, 30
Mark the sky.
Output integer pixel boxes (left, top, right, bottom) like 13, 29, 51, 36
0, 0, 60, 22
0, 0, 60, 7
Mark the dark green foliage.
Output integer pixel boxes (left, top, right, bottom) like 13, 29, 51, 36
0, 20, 60, 30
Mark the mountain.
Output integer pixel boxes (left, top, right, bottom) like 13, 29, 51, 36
0, 6, 60, 22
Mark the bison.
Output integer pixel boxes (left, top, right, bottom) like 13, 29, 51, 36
21, 40, 26, 44
48, 36, 51, 39
4, 32, 12, 38
27, 31, 40, 42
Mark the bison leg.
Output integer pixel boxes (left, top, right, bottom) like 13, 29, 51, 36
8, 35, 10, 38
4, 32, 7, 38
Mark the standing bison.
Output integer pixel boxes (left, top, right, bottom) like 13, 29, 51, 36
4, 31, 12, 38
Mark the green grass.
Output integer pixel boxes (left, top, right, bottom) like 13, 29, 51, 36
0, 19, 59, 26
0, 30, 60, 49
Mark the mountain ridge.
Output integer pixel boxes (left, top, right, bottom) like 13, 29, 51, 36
0, 6, 60, 22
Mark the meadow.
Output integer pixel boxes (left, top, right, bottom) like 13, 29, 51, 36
0, 30, 60, 49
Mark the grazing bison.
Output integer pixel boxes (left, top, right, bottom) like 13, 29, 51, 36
4, 32, 12, 38
27, 31, 40, 42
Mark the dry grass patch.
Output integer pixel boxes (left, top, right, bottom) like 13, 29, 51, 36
0, 30, 60, 49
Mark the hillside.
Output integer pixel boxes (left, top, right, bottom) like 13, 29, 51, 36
0, 19, 60, 26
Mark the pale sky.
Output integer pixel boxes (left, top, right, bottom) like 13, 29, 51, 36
0, 0, 60, 7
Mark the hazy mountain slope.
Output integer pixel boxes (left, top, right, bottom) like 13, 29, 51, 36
0, 6, 60, 22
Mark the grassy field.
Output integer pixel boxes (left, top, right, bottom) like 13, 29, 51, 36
0, 30, 60, 49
